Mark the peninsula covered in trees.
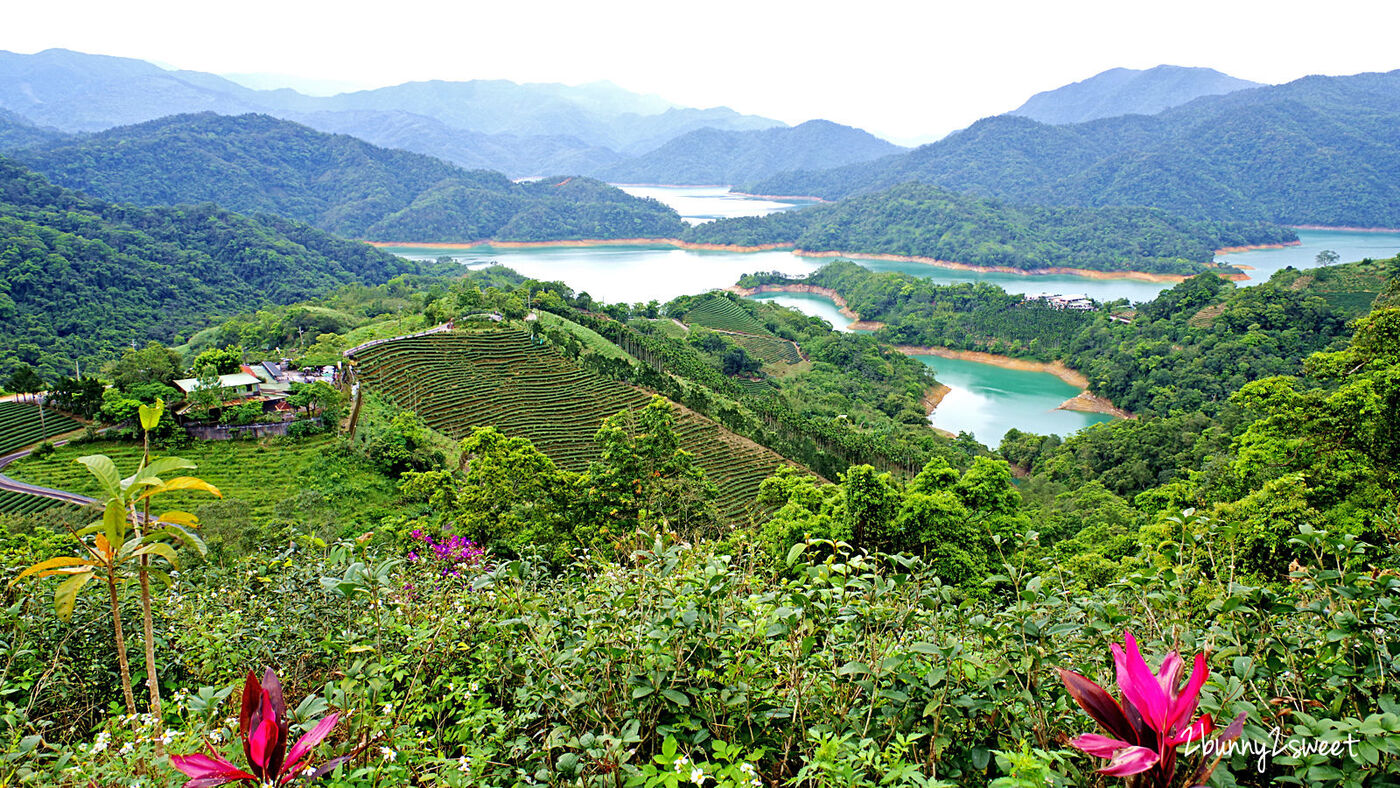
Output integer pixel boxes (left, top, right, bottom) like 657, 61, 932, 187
684, 183, 1293, 275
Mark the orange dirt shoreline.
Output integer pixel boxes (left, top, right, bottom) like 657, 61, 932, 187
369, 239, 1225, 281
1215, 240, 1303, 254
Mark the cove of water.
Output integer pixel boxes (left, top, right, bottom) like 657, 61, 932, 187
383, 187, 1400, 445
748, 292, 863, 333
911, 355, 1115, 446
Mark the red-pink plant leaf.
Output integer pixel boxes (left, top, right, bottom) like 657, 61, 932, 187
169, 751, 256, 787
1070, 733, 1133, 759
301, 754, 353, 782
1192, 712, 1248, 785
1158, 651, 1184, 697
261, 668, 287, 722
238, 671, 260, 739
248, 715, 279, 773
1056, 667, 1137, 744
281, 713, 339, 776
1167, 652, 1209, 734
1098, 745, 1160, 776
1170, 712, 1215, 747
1115, 632, 1171, 733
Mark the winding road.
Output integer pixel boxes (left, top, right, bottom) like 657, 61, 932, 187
0, 443, 98, 508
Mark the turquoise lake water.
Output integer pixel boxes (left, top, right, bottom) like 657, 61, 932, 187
382, 187, 1400, 445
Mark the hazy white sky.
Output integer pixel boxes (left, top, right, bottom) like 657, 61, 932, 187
7, 0, 1400, 143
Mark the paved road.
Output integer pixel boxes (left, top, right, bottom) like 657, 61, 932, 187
0, 443, 98, 508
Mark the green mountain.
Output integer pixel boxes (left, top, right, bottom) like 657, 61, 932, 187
745, 70, 1400, 228
682, 182, 1293, 275
0, 109, 66, 151
0, 157, 435, 378
11, 113, 686, 241
598, 120, 903, 185
1008, 65, 1262, 125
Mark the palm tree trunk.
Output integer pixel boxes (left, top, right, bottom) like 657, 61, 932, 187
106, 569, 137, 716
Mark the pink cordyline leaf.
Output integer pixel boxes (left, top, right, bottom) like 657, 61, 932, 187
1098, 745, 1160, 777
169, 752, 256, 788
1167, 652, 1209, 735
1113, 632, 1172, 733
1070, 733, 1134, 759
1055, 667, 1138, 744
282, 713, 340, 775
1169, 712, 1214, 747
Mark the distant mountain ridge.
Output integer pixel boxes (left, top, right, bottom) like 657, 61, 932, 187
598, 120, 905, 185
10, 113, 687, 242
1009, 65, 1262, 125
0, 49, 891, 180
744, 70, 1400, 228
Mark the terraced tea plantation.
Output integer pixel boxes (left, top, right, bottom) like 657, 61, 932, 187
730, 333, 803, 365
351, 329, 797, 521
0, 402, 82, 456
0, 489, 69, 515
682, 296, 773, 335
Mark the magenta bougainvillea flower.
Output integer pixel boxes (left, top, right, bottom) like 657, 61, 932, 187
170, 669, 348, 786
1057, 631, 1246, 786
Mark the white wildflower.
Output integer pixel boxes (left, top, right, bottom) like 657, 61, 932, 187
690, 766, 705, 784
674, 755, 689, 773
379, 745, 397, 762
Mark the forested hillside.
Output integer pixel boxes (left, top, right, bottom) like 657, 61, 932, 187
10, 113, 687, 241
685, 182, 1293, 274
599, 120, 902, 185
746, 70, 1400, 227
0, 158, 435, 378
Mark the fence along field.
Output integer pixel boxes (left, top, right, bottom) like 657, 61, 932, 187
351, 329, 800, 521
0, 402, 82, 456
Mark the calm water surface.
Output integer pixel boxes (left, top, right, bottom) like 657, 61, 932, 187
386, 187, 1400, 444
911, 355, 1115, 446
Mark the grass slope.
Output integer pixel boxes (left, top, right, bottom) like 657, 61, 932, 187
7, 435, 397, 530
351, 329, 798, 521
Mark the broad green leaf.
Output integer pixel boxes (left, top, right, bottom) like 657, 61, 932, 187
138, 476, 222, 500
132, 456, 196, 487
77, 455, 122, 500
155, 510, 199, 527
102, 500, 126, 549
148, 524, 207, 556
132, 542, 180, 568
54, 571, 95, 620
138, 398, 164, 432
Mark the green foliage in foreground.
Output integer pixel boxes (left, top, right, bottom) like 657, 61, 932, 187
2, 518, 1394, 786
684, 182, 1293, 275
0, 309, 1396, 785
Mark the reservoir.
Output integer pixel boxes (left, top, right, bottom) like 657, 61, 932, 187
380, 187, 1400, 445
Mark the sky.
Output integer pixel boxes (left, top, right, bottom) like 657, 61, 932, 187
6, 0, 1400, 143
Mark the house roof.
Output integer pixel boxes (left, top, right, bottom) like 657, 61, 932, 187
173, 372, 263, 393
